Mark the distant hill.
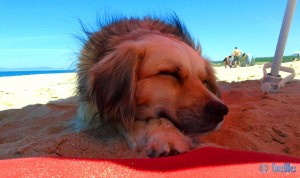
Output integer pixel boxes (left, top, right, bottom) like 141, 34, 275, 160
211, 56, 297, 67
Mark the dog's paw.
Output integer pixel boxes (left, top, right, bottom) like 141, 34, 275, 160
143, 118, 193, 158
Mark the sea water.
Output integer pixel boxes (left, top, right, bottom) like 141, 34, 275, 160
0, 70, 75, 77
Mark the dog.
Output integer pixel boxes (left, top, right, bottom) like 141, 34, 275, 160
76, 14, 228, 157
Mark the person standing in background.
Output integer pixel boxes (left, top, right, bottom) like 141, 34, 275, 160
242, 53, 253, 67
232, 47, 242, 67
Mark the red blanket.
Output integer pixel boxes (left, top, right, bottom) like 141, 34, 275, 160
1, 147, 299, 177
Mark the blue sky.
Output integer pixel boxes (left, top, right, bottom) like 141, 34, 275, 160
0, 0, 299, 69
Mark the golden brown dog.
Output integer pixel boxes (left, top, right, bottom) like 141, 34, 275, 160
76, 15, 228, 157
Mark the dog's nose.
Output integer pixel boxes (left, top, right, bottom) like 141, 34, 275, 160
205, 101, 229, 122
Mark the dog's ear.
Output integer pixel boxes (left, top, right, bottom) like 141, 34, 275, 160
88, 44, 145, 130
204, 59, 222, 98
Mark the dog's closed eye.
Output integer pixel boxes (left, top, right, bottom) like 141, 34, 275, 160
158, 71, 209, 87
202, 80, 208, 86
158, 71, 182, 82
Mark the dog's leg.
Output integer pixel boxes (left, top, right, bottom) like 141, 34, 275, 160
124, 118, 194, 158
117, 123, 138, 150
142, 118, 193, 157
75, 101, 100, 130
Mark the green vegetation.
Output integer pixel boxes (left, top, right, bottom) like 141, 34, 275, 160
211, 56, 296, 67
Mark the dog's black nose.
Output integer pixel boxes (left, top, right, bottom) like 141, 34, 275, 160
205, 101, 229, 122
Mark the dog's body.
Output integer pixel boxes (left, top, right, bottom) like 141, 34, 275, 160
76, 15, 228, 157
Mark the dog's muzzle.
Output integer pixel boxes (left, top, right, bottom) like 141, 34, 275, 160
176, 101, 229, 133
204, 101, 229, 123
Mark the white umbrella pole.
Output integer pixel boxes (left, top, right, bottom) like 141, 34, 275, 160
271, 0, 297, 76
261, 0, 297, 93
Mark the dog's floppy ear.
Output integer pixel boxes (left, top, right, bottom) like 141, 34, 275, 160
204, 59, 222, 98
88, 44, 145, 130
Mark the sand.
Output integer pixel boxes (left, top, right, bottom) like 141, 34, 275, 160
0, 62, 300, 159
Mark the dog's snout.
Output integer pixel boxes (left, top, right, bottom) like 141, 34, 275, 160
205, 101, 229, 120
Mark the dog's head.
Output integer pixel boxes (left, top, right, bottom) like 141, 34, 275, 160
84, 18, 228, 134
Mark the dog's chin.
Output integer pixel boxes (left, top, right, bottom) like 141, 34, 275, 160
198, 121, 223, 135
156, 110, 225, 135
196, 121, 224, 136
180, 119, 224, 136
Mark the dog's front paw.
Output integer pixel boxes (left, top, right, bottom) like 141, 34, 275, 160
143, 118, 193, 158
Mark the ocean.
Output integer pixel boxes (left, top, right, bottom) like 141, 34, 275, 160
0, 70, 76, 77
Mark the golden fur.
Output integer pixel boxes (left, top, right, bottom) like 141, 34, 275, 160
76, 15, 228, 157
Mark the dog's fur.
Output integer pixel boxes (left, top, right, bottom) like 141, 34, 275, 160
76, 15, 228, 157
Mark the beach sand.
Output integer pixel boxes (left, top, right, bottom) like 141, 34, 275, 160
0, 62, 300, 159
